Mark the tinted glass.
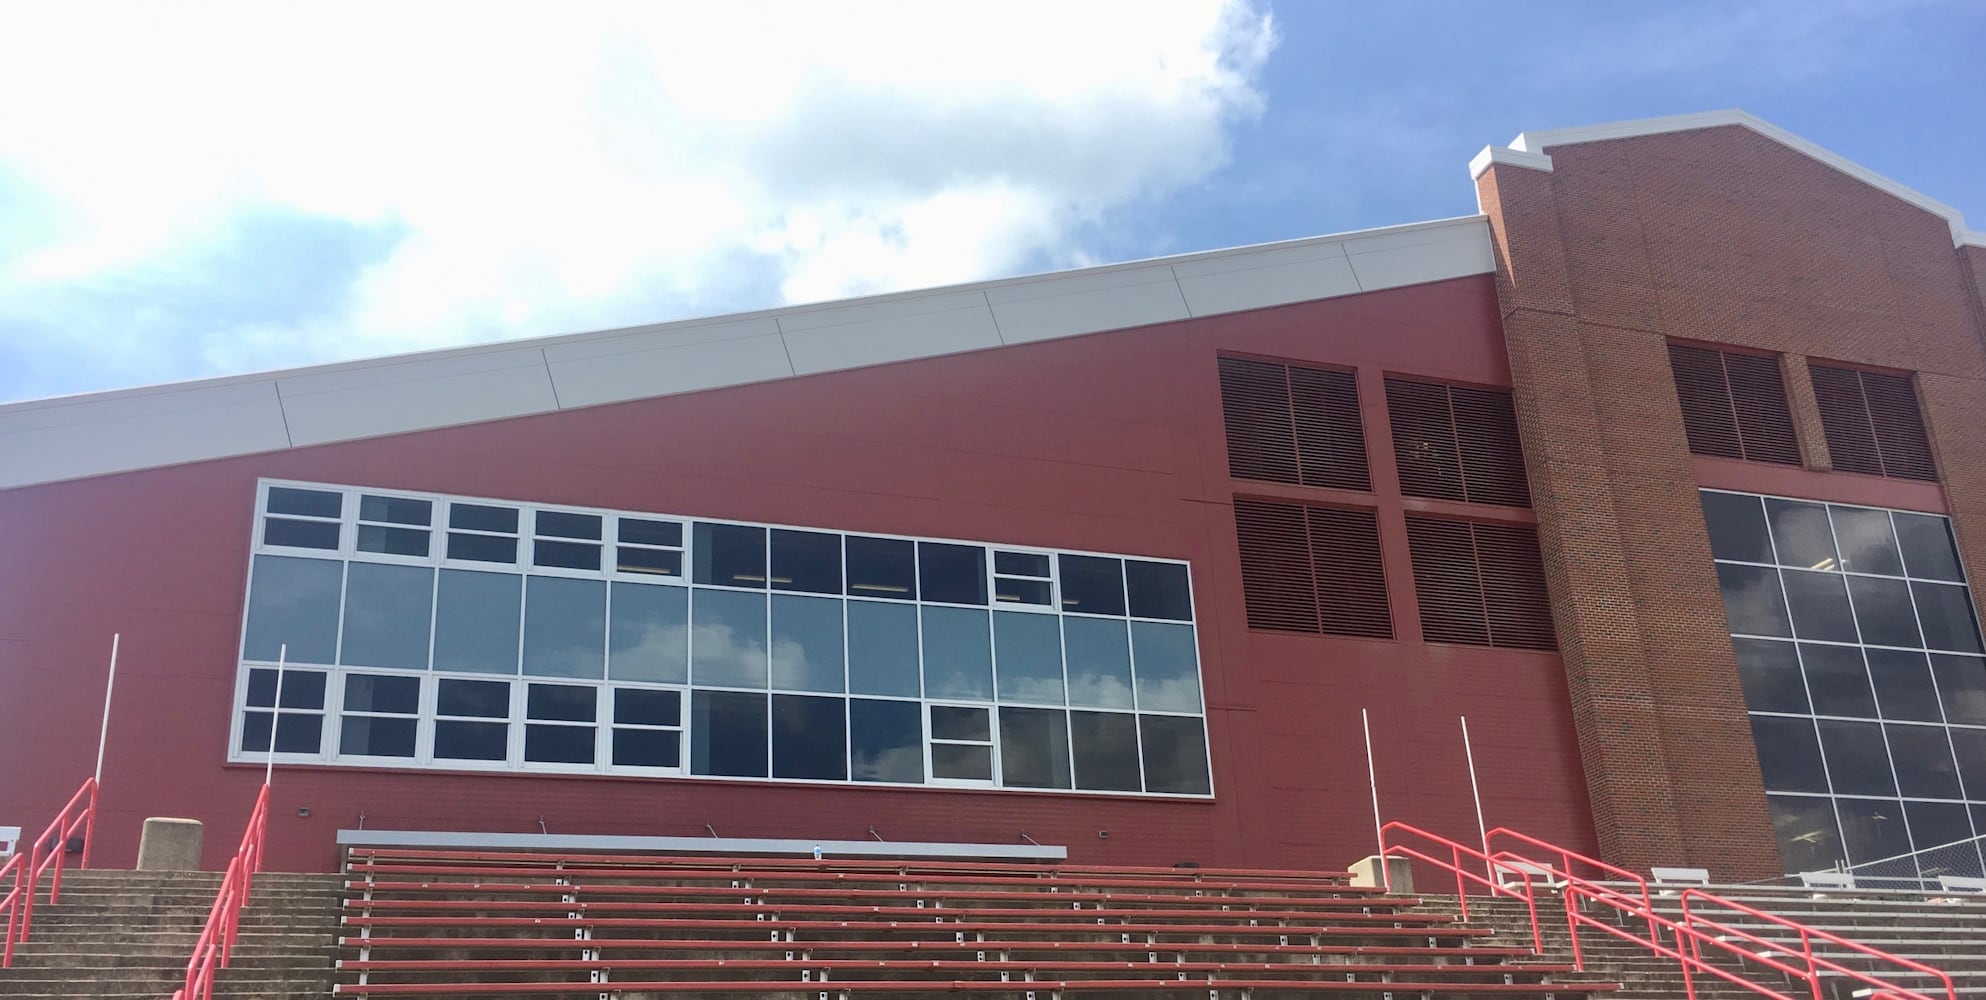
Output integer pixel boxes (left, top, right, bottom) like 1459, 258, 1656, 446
1768, 795, 1844, 873
264, 518, 340, 549
771, 595, 845, 692
770, 530, 842, 594
1781, 571, 1857, 643
919, 542, 987, 605
845, 536, 915, 599
433, 570, 522, 674
690, 589, 768, 688
849, 699, 923, 783
1866, 648, 1942, 722
340, 716, 416, 757
360, 495, 430, 525
268, 487, 342, 518
1952, 729, 1986, 798
921, 606, 993, 700
847, 601, 919, 697
998, 707, 1071, 789
244, 555, 342, 663
525, 724, 595, 764
357, 524, 428, 557
995, 552, 1050, 577
240, 712, 321, 754
1886, 724, 1961, 799
1125, 561, 1192, 621
620, 518, 682, 547
1801, 643, 1876, 718
1064, 616, 1135, 709
1932, 654, 1986, 726
995, 578, 1053, 606
1070, 711, 1140, 791
1895, 513, 1964, 582
536, 511, 601, 539
1059, 555, 1125, 616
533, 539, 600, 571
930, 705, 991, 742
614, 688, 681, 726
527, 683, 596, 722
1903, 801, 1977, 872
693, 523, 767, 587
343, 674, 420, 714
1817, 719, 1895, 795
1751, 715, 1828, 793
1141, 714, 1212, 794
1836, 798, 1911, 866
1830, 507, 1903, 576
437, 679, 509, 718
1132, 622, 1202, 713
1700, 492, 1771, 563
617, 547, 683, 577
1732, 638, 1808, 714
994, 612, 1064, 704
522, 577, 606, 678
433, 720, 506, 760
608, 583, 688, 683
613, 728, 680, 768
446, 532, 516, 563
1766, 499, 1837, 569
1717, 564, 1790, 637
1848, 576, 1921, 648
771, 694, 847, 780
247, 668, 326, 709
932, 743, 993, 781
691, 690, 767, 777
1914, 583, 1983, 653
450, 504, 518, 533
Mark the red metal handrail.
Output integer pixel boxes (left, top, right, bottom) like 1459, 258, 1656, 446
1678, 889, 1956, 1000
1486, 827, 1660, 946
1565, 882, 1815, 1000
173, 783, 270, 1000
0, 777, 99, 968
1377, 820, 1542, 953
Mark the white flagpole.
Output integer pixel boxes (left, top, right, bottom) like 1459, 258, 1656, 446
94, 633, 120, 785
1461, 715, 1490, 880
1362, 708, 1384, 861
265, 644, 287, 786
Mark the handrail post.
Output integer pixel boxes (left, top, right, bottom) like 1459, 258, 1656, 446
1452, 845, 1468, 919
1803, 927, 1823, 1000
1675, 924, 1697, 1000
1564, 886, 1584, 970
81, 779, 99, 871
18, 843, 36, 954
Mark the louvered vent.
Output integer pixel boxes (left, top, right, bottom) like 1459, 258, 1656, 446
1218, 357, 1370, 491
1405, 515, 1556, 650
1385, 378, 1530, 507
1233, 497, 1391, 638
1810, 363, 1936, 481
1666, 343, 1800, 465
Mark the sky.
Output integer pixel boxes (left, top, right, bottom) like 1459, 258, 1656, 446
1, 0, 1980, 404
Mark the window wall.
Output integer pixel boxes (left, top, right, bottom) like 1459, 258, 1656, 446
231, 481, 1212, 797
1702, 489, 1986, 879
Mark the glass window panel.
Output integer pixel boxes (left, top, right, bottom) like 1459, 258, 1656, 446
998, 707, 1071, 789
621, 519, 682, 547
360, 495, 431, 525
994, 579, 1053, 606
244, 555, 342, 664
536, 511, 601, 540
932, 743, 993, 781
1125, 561, 1192, 621
919, 543, 987, 605
995, 552, 1051, 577
994, 611, 1064, 704
1902, 801, 1977, 877
432, 570, 522, 674
357, 525, 429, 557
1766, 795, 1843, 875
247, 668, 326, 709
1059, 554, 1125, 616
772, 694, 847, 780
267, 486, 342, 518
1913, 583, 1984, 653
446, 533, 517, 563
527, 683, 596, 723
1931, 654, 1986, 726
522, 577, 606, 678
437, 679, 509, 718
690, 690, 767, 777
433, 720, 507, 760
614, 688, 681, 727
1895, 513, 1964, 583
1951, 729, 1986, 799
849, 699, 923, 783
1140, 715, 1212, 794
1064, 617, 1135, 710
1700, 492, 1772, 564
1132, 622, 1202, 713
525, 724, 594, 764
617, 547, 683, 577
1070, 711, 1140, 791
450, 504, 518, 533
340, 716, 416, 757
1847, 577, 1922, 648
1836, 798, 1912, 868
1886, 724, 1962, 799
1732, 639, 1808, 714
1766, 499, 1838, 570
1866, 648, 1943, 722
1801, 644, 1877, 719
770, 530, 842, 594
921, 607, 993, 700
693, 523, 766, 587
533, 539, 600, 571
264, 518, 341, 550
343, 674, 420, 714
1717, 564, 1791, 637
930, 705, 991, 742
1817, 719, 1896, 796
1830, 507, 1904, 576
847, 601, 919, 697
240, 712, 321, 754
1781, 570, 1858, 643
1751, 716, 1829, 793
613, 728, 681, 768
771, 595, 845, 693
609, 583, 688, 683
690, 589, 768, 688
846, 536, 915, 599
340, 563, 434, 670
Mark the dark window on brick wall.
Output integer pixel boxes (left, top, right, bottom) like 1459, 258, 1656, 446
1233, 497, 1391, 638
1667, 344, 1801, 465
1403, 515, 1555, 650
1217, 356, 1371, 491
1809, 364, 1937, 481
1384, 378, 1531, 507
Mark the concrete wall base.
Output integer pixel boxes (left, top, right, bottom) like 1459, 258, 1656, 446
135, 818, 203, 871
1349, 854, 1412, 893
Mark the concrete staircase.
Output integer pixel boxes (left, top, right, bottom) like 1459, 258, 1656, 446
0, 869, 342, 999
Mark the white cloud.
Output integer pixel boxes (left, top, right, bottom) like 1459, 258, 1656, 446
0, 1, 1274, 391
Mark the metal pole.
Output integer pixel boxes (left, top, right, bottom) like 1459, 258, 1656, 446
1362, 708, 1384, 869
265, 644, 286, 786
95, 633, 120, 785
1461, 715, 1490, 880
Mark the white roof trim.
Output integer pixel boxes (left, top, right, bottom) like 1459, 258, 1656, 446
1485, 109, 1977, 249
1468, 144, 1554, 180
0, 215, 1494, 490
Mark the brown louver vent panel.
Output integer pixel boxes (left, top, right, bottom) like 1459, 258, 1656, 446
1218, 356, 1369, 491
1405, 515, 1556, 650
1667, 343, 1799, 464
1668, 344, 1743, 458
1386, 377, 1530, 507
1233, 497, 1392, 638
1810, 364, 1937, 481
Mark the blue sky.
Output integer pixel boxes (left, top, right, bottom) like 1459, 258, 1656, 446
1, 0, 1980, 404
